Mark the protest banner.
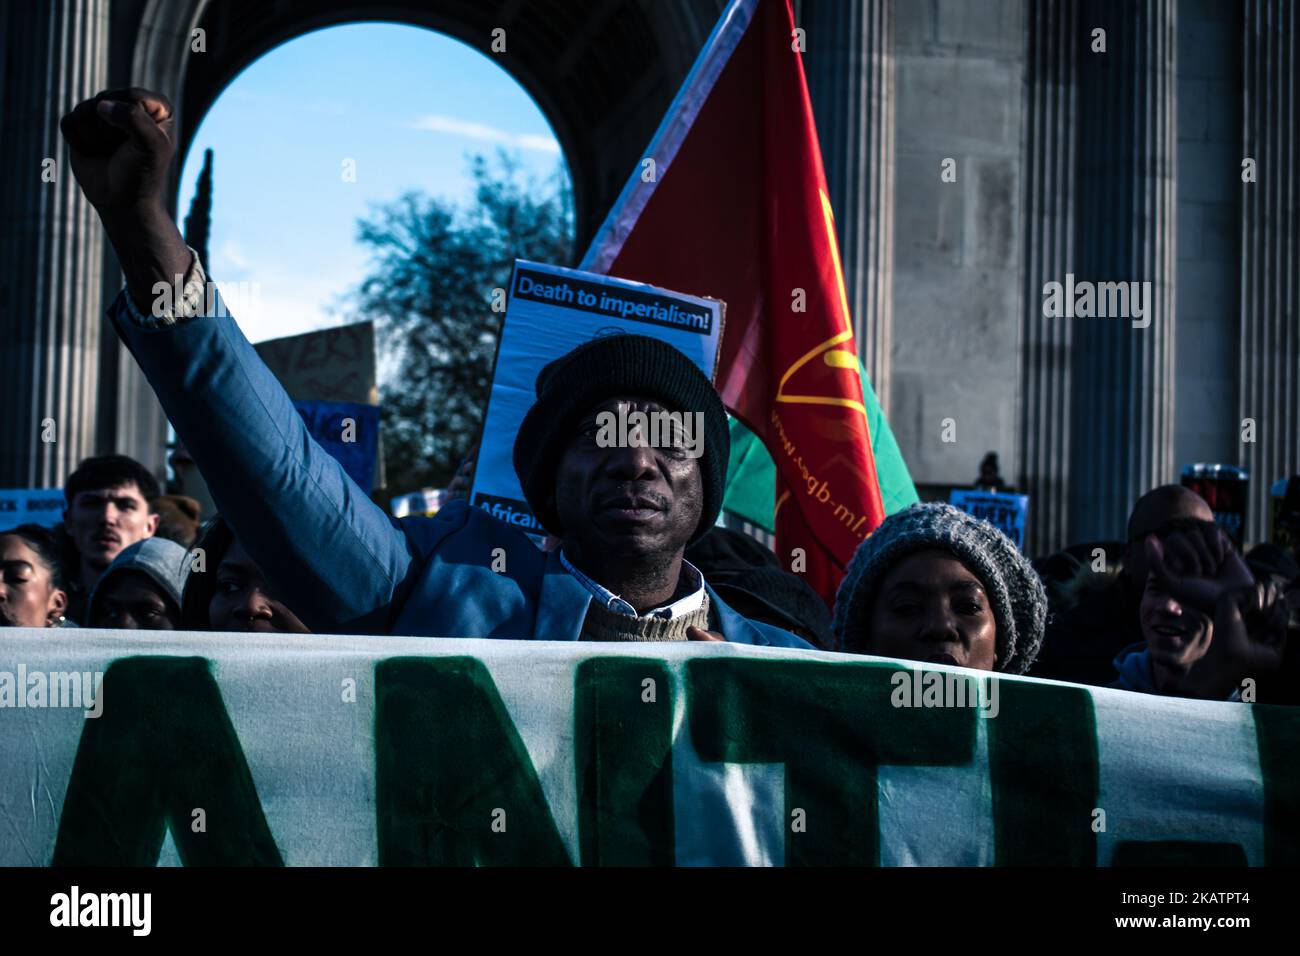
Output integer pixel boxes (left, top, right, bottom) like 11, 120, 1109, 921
0, 630, 1292, 867
471, 261, 725, 534
0, 489, 66, 531
950, 489, 1030, 550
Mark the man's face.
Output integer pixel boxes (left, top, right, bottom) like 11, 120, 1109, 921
65, 482, 159, 572
1138, 571, 1213, 671
553, 396, 704, 564
1122, 490, 1215, 587
208, 539, 310, 633
0, 535, 67, 628
864, 549, 999, 670
90, 571, 178, 630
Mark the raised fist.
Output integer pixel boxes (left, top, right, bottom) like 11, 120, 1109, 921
59, 88, 176, 219
1146, 525, 1288, 698
1143, 523, 1254, 615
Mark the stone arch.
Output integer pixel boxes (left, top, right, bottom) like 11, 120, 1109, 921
131, 0, 724, 242
0, 0, 724, 485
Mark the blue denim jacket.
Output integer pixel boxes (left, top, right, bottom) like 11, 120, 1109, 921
109, 289, 811, 648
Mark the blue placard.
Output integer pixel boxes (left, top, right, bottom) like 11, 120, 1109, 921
949, 489, 1029, 550
0, 489, 66, 531
293, 400, 380, 493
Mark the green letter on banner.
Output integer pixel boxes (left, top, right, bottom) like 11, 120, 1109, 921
375, 657, 571, 866
688, 659, 976, 865
987, 679, 1098, 865
574, 658, 675, 866
1252, 703, 1300, 865
52, 657, 283, 866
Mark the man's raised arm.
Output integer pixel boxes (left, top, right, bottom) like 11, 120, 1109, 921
61, 88, 415, 633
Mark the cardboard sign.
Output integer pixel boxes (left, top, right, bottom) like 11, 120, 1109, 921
949, 489, 1030, 550
0, 488, 65, 531
0, 631, 1290, 866
253, 321, 379, 406
251, 322, 384, 493
471, 261, 725, 535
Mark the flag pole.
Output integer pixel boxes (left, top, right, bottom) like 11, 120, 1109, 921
580, 0, 760, 273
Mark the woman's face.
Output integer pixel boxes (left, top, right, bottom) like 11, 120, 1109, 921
864, 549, 999, 670
1139, 571, 1212, 671
207, 538, 310, 634
0, 535, 67, 628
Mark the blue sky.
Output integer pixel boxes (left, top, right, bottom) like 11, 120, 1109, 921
177, 22, 570, 344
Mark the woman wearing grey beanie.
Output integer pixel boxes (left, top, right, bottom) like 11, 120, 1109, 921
832, 502, 1048, 674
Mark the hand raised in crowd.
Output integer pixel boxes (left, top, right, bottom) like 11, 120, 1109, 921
1145, 524, 1288, 699
60, 88, 176, 218
60, 87, 192, 311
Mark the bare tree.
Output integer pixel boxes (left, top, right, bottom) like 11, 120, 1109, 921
352, 153, 574, 494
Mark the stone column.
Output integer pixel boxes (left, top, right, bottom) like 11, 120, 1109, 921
1068, 0, 1177, 545
1239, 0, 1299, 545
801, 0, 895, 408
1019, 0, 1079, 556
0, 0, 111, 487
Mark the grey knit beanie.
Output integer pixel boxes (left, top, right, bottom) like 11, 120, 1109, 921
832, 502, 1047, 674
87, 536, 189, 623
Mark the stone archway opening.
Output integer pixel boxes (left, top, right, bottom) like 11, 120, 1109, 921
173, 20, 574, 343
145, 0, 720, 246
0, 0, 720, 487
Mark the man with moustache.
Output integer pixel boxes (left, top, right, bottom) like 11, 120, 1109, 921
61, 455, 161, 623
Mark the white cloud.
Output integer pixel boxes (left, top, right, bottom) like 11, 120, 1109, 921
218, 239, 252, 272
407, 114, 561, 154
209, 270, 357, 344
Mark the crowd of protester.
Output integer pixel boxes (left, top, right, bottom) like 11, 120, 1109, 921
3, 431, 1296, 706
4, 84, 1295, 708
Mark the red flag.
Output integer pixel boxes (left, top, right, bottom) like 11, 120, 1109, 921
581, 0, 886, 605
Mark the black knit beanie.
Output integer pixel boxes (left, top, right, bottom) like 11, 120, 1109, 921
512, 334, 729, 543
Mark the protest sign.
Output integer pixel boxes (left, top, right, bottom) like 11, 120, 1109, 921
0, 489, 66, 531
1182, 464, 1250, 549
253, 321, 379, 406
471, 261, 725, 534
950, 489, 1030, 550
292, 400, 380, 493
0, 631, 1291, 867
238, 322, 384, 493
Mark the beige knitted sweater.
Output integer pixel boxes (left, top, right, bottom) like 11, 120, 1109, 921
579, 592, 712, 642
